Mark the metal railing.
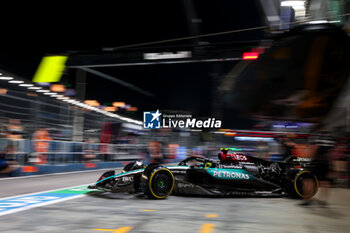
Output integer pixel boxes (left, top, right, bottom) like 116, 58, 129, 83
0, 138, 146, 165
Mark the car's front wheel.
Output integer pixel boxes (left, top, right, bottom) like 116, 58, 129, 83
141, 164, 175, 199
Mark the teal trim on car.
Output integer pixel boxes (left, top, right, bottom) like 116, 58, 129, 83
96, 169, 145, 184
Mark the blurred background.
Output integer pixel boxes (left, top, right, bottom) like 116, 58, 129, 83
0, 0, 349, 190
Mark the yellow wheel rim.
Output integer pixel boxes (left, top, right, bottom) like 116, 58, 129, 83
149, 168, 175, 199
294, 170, 319, 199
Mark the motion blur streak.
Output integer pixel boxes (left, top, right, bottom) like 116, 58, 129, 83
200, 223, 215, 233
205, 214, 218, 218
92, 227, 133, 233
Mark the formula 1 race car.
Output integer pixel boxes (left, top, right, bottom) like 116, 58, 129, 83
88, 148, 318, 199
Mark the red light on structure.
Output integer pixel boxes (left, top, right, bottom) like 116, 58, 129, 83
251, 47, 265, 54
242, 52, 259, 60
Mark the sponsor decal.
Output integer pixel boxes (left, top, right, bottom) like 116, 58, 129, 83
21, 166, 38, 172
226, 191, 248, 196
293, 157, 311, 162
229, 154, 248, 161
177, 182, 196, 189
207, 169, 250, 180
217, 164, 243, 169
84, 163, 97, 168
170, 170, 187, 174
143, 110, 222, 129
122, 176, 134, 182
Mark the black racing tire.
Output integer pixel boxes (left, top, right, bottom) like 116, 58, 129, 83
142, 163, 161, 176
141, 164, 175, 199
290, 170, 319, 199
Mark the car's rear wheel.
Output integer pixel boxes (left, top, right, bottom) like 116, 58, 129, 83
291, 170, 319, 199
141, 164, 175, 199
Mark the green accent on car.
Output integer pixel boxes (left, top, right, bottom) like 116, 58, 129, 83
206, 168, 251, 180
157, 179, 165, 188
204, 162, 212, 169
228, 147, 242, 151
50, 185, 96, 194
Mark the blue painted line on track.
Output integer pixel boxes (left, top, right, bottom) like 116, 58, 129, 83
0, 185, 95, 216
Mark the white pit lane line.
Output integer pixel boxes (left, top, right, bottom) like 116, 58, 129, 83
0, 164, 179, 216
0, 168, 117, 180
0, 183, 94, 217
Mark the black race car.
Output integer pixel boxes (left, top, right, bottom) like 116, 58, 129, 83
88, 148, 318, 199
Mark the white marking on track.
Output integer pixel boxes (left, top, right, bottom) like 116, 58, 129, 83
0, 195, 84, 216
0, 168, 121, 180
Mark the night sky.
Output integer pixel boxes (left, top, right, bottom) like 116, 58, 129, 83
0, 1, 265, 125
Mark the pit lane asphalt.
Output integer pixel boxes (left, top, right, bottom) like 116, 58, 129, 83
0, 171, 350, 233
